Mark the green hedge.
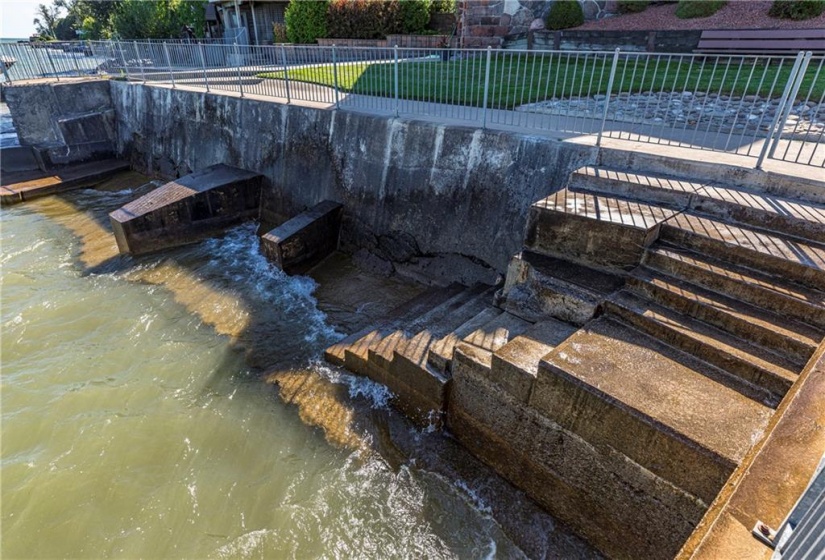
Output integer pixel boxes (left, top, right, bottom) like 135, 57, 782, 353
675, 0, 726, 18
545, 0, 584, 30
769, 0, 825, 19
285, 0, 329, 43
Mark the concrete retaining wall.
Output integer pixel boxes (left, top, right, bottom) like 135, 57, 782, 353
4, 80, 118, 167
109, 81, 596, 278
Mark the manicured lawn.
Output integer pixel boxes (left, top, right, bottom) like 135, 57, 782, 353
258, 53, 821, 109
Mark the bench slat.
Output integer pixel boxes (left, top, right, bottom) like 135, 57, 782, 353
701, 29, 825, 40
697, 39, 825, 50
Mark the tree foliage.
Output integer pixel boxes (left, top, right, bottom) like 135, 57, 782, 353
31, 0, 207, 40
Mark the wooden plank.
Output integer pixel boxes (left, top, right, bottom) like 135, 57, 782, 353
702, 29, 825, 40
697, 39, 825, 50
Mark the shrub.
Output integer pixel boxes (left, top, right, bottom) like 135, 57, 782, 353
285, 0, 328, 43
675, 0, 726, 18
272, 22, 288, 43
769, 0, 825, 19
326, 0, 430, 39
545, 0, 585, 29
617, 0, 649, 13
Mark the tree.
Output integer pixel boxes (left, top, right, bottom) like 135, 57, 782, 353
111, 0, 206, 39
33, 1, 65, 38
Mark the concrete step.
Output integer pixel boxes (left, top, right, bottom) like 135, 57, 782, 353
644, 243, 825, 330
692, 183, 825, 245
386, 286, 496, 427
500, 250, 624, 325
568, 165, 700, 209
427, 306, 503, 374
605, 290, 798, 407
533, 316, 774, 504
338, 284, 465, 376
368, 284, 488, 376
569, 165, 825, 243
526, 189, 680, 270
490, 318, 578, 404
325, 284, 462, 366
626, 267, 822, 366
660, 212, 825, 292
462, 311, 532, 353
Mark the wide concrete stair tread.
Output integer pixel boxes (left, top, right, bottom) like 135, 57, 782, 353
570, 165, 825, 242
536, 189, 680, 229
628, 267, 822, 363
569, 165, 701, 208
645, 243, 825, 328
661, 212, 825, 290
536, 317, 773, 500
696, 183, 825, 243
605, 290, 798, 405
489, 319, 578, 402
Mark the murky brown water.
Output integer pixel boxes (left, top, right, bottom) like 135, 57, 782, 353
1, 162, 598, 559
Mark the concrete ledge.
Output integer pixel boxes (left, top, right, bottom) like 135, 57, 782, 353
678, 341, 825, 560
261, 200, 342, 274
447, 357, 706, 560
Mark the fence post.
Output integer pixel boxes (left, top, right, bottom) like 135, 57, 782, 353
116, 41, 130, 80
756, 51, 804, 169
767, 50, 812, 162
70, 46, 81, 77
198, 42, 210, 93
481, 46, 492, 128
280, 44, 291, 103
332, 45, 340, 108
234, 41, 244, 98
163, 42, 175, 88
0, 44, 12, 85
134, 41, 146, 84
44, 47, 60, 81
394, 45, 400, 117
597, 48, 621, 147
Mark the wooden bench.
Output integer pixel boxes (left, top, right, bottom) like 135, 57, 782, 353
696, 29, 825, 55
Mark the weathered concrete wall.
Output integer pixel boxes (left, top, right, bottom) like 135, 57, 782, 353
4, 80, 117, 167
109, 81, 596, 278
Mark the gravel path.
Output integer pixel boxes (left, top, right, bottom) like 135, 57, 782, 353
577, 1, 825, 30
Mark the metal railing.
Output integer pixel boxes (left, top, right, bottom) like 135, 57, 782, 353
1, 40, 823, 168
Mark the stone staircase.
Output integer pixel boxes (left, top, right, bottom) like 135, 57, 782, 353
323, 159, 825, 559
324, 281, 571, 427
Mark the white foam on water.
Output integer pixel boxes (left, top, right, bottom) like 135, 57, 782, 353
313, 362, 393, 410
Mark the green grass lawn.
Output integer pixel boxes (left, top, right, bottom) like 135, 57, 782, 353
258, 54, 821, 109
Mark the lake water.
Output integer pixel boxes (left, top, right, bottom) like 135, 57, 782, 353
0, 105, 596, 559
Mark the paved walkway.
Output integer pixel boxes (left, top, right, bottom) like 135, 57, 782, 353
5, 74, 823, 179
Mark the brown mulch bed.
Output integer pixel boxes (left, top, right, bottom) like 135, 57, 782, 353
575, 1, 825, 30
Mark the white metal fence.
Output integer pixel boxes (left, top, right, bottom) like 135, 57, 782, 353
1, 40, 823, 168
